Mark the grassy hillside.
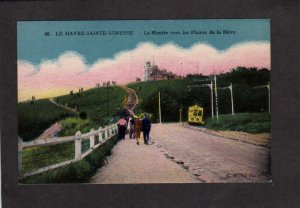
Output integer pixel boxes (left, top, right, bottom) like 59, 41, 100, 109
204, 113, 271, 133
129, 79, 195, 122
55, 86, 126, 125
129, 67, 270, 124
18, 86, 127, 141
18, 99, 74, 141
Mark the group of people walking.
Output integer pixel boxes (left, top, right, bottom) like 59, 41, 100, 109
117, 114, 152, 145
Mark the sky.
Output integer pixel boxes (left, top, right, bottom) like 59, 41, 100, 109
17, 19, 270, 101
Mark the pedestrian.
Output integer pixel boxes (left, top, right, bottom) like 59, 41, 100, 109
117, 116, 127, 140
134, 116, 142, 145
129, 116, 135, 139
142, 114, 151, 145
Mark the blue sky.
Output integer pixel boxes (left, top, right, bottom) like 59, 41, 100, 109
17, 19, 270, 65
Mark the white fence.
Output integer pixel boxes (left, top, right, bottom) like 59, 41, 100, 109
19, 124, 118, 178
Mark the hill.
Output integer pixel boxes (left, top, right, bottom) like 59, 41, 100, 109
129, 67, 270, 124
55, 86, 126, 124
18, 86, 127, 141
18, 99, 74, 141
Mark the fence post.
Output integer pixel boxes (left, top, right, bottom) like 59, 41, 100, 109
109, 125, 113, 137
75, 131, 82, 159
18, 137, 23, 176
105, 125, 108, 139
98, 127, 103, 142
111, 125, 114, 135
115, 124, 118, 134
90, 128, 95, 148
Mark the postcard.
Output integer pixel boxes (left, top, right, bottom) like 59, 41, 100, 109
17, 19, 271, 184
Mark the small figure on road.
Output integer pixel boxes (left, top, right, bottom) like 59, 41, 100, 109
117, 116, 127, 140
142, 114, 151, 145
134, 116, 142, 145
129, 116, 136, 139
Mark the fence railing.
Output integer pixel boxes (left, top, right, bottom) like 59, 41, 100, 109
18, 124, 118, 178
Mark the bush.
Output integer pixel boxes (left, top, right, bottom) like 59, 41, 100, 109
59, 117, 96, 136
79, 111, 87, 119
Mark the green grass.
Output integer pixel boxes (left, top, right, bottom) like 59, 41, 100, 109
129, 75, 270, 131
129, 79, 197, 122
21, 142, 74, 173
18, 99, 75, 141
55, 86, 126, 126
18, 86, 126, 141
58, 117, 95, 136
19, 135, 119, 184
129, 79, 191, 103
204, 113, 271, 133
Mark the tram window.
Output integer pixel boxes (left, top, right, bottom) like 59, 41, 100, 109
193, 111, 198, 116
198, 111, 202, 116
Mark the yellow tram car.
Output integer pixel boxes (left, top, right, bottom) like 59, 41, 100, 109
188, 105, 205, 125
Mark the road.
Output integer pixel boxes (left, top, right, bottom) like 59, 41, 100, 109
151, 123, 271, 183
90, 138, 198, 183
91, 86, 271, 183
119, 86, 139, 116
90, 123, 270, 183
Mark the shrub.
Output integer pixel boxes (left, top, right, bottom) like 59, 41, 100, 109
59, 117, 92, 136
79, 111, 87, 119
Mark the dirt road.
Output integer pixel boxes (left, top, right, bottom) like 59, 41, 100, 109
90, 138, 198, 183
151, 123, 271, 183
119, 86, 139, 116
90, 123, 270, 183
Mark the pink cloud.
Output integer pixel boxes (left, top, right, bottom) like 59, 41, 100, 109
18, 41, 270, 101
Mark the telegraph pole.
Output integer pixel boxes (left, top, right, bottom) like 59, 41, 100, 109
214, 75, 219, 120
229, 83, 234, 115
187, 80, 214, 118
158, 91, 162, 123
106, 83, 108, 117
218, 83, 235, 115
130, 52, 133, 83
179, 108, 182, 123
267, 82, 270, 113
210, 80, 214, 118
254, 82, 270, 114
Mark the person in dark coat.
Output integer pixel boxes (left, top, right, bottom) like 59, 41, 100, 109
129, 116, 135, 139
117, 116, 127, 140
142, 114, 151, 145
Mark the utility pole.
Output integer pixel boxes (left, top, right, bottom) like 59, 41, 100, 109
210, 80, 214, 118
152, 55, 155, 66
267, 82, 270, 114
179, 108, 182, 123
214, 75, 219, 121
254, 82, 270, 113
158, 91, 162, 124
106, 83, 109, 117
218, 83, 235, 115
187, 80, 214, 118
229, 83, 234, 115
130, 52, 132, 83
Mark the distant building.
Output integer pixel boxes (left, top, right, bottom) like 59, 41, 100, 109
144, 61, 178, 81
